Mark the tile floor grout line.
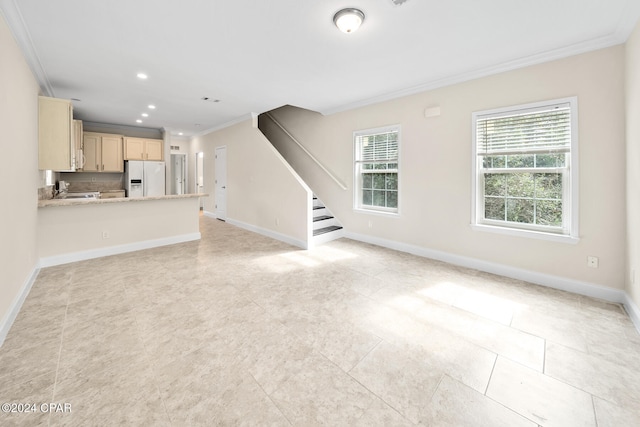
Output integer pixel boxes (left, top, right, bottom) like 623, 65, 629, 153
341, 341, 417, 425
591, 394, 600, 427
347, 337, 384, 374
48, 273, 72, 427
482, 386, 542, 426
483, 354, 498, 396
248, 372, 294, 426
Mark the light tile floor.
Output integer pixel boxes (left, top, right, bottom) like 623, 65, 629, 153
1, 216, 640, 426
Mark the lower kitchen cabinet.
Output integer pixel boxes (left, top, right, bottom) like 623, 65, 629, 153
82, 132, 123, 172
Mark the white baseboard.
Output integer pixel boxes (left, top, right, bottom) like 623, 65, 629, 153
0, 266, 39, 347
226, 217, 308, 249
38, 233, 201, 268
344, 231, 626, 304
203, 210, 217, 219
623, 293, 640, 335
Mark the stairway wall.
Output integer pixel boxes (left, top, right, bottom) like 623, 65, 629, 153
190, 118, 311, 248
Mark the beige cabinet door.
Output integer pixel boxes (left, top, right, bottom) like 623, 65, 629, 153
124, 138, 145, 160
101, 136, 123, 172
82, 134, 101, 172
38, 96, 74, 171
145, 139, 164, 161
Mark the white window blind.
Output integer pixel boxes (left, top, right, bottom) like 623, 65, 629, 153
476, 103, 571, 156
357, 131, 398, 164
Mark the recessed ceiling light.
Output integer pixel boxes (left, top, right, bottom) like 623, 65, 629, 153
148, 104, 156, 109
141, 113, 149, 117
137, 73, 148, 79
195, 124, 201, 127
136, 119, 142, 123
178, 132, 183, 136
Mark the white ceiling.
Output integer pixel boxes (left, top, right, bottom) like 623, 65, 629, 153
2, 0, 639, 137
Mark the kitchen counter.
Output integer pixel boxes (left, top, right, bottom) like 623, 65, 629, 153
38, 193, 207, 208
38, 193, 208, 266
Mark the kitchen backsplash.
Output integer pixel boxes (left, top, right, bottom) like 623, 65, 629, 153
38, 185, 55, 200
65, 181, 123, 192
58, 172, 124, 192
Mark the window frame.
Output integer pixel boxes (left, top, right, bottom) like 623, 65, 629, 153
353, 124, 401, 215
471, 97, 579, 243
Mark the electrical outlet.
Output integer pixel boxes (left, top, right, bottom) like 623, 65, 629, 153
368, 220, 373, 228
102, 231, 109, 239
587, 256, 599, 268
276, 218, 280, 226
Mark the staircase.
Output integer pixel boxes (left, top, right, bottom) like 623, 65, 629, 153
311, 195, 344, 246
257, 111, 345, 248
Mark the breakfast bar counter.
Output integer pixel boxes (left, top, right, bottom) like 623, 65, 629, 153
38, 193, 206, 208
37, 194, 208, 266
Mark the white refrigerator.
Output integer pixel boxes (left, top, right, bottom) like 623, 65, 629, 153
125, 161, 165, 197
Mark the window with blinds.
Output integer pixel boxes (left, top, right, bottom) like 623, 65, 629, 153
354, 126, 399, 213
472, 98, 578, 239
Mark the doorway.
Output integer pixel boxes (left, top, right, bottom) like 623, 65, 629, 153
195, 152, 204, 209
170, 154, 187, 195
215, 146, 227, 221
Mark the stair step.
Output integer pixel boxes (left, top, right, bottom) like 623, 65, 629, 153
312, 205, 325, 210
313, 225, 343, 236
313, 215, 333, 222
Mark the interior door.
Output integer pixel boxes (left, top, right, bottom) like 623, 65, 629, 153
171, 154, 186, 195
196, 152, 204, 209
215, 146, 227, 221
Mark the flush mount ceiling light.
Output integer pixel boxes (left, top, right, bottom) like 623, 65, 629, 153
333, 8, 365, 33
136, 73, 148, 79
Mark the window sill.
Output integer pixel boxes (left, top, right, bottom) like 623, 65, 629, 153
471, 224, 579, 244
354, 208, 400, 218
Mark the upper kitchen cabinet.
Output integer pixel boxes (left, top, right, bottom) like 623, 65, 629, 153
124, 137, 164, 161
82, 132, 123, 172
38, 96, 76, 171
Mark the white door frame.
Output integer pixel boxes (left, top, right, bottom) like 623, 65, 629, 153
215, 146, 227, 221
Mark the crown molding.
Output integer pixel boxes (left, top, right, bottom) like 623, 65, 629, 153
0, 0, 53, 96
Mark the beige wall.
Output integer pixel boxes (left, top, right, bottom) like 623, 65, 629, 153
626, 22, 640, 307
0, 13, 40, 338
189, 119, 310, 246
269, 46, 627, 290
37, 198, 200, 260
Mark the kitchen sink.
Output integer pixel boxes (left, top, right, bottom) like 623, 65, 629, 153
55, 192, 101, 199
